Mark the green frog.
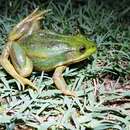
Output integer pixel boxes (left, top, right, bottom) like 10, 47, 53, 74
0, 9, 96, 96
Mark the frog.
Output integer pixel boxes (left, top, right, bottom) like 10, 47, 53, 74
0, 8, 96, 96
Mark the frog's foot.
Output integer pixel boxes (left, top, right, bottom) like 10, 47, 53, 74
18, 77, 37, 91
9, 8, 51, 41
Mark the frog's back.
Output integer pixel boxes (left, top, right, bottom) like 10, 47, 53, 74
20, 30, 73, 71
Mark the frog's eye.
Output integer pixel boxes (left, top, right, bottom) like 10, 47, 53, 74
79, 46, 86, 53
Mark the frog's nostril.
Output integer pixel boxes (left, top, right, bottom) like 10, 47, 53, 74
92, 45, 95, 48
92, 43, 96, 48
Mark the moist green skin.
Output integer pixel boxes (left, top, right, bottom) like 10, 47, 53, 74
20, 30, 96, 71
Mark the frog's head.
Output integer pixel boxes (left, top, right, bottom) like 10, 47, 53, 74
61, 34, 97, 64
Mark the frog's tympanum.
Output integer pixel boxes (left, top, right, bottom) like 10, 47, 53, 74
0, 9, 96, 96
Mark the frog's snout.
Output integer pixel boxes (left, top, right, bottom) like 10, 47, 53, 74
89, 42, 97, 54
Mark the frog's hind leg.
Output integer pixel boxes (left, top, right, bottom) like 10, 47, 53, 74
53, 66, 77, 97
9, 8, 51, 41
0, 57, 36, 90
0, 8, 52, 91
0, 42, 37, 90
10, 42, 33, 77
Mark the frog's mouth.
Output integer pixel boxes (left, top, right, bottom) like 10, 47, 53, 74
55, 46, 96, 68
66, 47, 97, 65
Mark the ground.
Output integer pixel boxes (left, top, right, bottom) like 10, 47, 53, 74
0, 0, 130, 130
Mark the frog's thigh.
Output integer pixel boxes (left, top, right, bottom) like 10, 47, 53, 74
53, 66, 76, 97
10, 43, 33, 77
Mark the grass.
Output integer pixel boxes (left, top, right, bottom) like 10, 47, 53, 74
0, 0, 130, 129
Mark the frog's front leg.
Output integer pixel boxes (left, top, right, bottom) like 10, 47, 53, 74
0, 42, 37, 90
53, 66, 76, 97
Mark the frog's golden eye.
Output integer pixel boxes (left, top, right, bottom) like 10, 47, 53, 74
79, 46, 86, 53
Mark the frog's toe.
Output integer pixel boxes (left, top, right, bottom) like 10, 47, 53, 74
20, 77, 37, 91
18, 80, 25, 90
28, 84, 38, 91
62, 90, 77, 97
25, 80, 37, 91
